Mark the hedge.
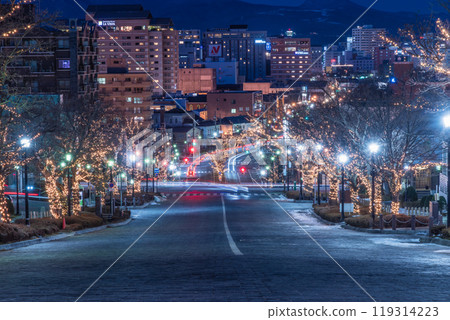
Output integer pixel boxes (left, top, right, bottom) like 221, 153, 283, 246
313, 205, 350, 223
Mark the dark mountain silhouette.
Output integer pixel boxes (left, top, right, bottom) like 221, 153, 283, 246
40, 0, 436, 44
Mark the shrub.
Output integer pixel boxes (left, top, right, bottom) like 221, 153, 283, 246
66, 213, 103, 228
420, 195, 434, 207
430, 225, 446, 236
442, 228, 450, 240
285, 190, 300, 199
314, 205, 349, 223
401, 186, 418, 202
345, 215, 373, 228
438, 196, 447, 212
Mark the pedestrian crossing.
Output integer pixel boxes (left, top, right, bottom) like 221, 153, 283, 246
161, 192, 270, 198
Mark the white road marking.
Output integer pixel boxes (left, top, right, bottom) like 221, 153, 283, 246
221, 194, 243, 256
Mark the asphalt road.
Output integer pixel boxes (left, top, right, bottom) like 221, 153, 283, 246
0, 183, 449, 302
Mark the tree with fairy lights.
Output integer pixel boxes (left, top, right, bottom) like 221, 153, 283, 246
304, 80, 440, 216
34, 98, 122, 217
0, 0, 50, 222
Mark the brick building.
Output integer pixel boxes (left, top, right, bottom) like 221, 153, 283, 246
178, 67, 216, 94
206, 91, 263, 120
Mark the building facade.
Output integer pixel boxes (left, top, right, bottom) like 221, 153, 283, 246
177, 67, 216, 94
206, 91, 263, 120
351, 25, 386, 57
179, 29, 202, 69
1, 11, 98, 101
86, 5, 179, 96
202, 25, 267, 82
269, 36, 312, 81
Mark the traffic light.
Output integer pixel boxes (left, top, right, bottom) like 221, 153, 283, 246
189, 146, 196, 153
240, 167, 246, 174
183, 157, 189, 164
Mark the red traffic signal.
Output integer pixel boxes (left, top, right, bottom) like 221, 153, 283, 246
183, 157, 189, 163
189, 146, 196, 153
240, 167, 246, 174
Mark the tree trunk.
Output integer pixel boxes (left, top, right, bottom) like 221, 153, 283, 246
0, 175, 11, 223
329, 177, 339, 206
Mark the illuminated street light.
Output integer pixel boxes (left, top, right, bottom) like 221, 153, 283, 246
337, 153, 350, 222
368, 142, 380, 154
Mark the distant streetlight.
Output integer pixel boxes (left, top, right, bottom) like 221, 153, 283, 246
369, 142, 380, 226
316, 144, 323, 205
443, 115, 450, 228
14, 165, 20, 216
144, 157, 150, 193
130, 153, 136, 206
20, 138, 30, 226
337, 153, 350, 222
20, 138, 31, 226
107, 159, 114, 217
65, 153, 73, 216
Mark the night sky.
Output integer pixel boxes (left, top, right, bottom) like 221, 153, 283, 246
243, 0, 444, 13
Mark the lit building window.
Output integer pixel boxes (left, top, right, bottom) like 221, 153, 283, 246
98, 78, 106, 84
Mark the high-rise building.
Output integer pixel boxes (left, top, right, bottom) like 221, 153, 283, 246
86, 5, 179, 96
1, 4, 98, 102
310, 45, 323, 74
179, 29, 202, 69
351, 25, 386, 57
269, 36, 312, 81
202, 25, 267, 82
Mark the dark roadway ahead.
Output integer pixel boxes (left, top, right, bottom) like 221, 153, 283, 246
0, 183, 449, 302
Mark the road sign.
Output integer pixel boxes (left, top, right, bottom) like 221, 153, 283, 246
109, 182, 114, 188
154, 168, 159, 177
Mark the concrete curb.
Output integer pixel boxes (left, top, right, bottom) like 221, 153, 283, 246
0, 218, 133, 251
341, 224, 427, 235
0, 232, 75, 251
419, 237, 450, 246
107, 218, 133, 228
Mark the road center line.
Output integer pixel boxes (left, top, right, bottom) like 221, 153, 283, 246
221, 194, 243, 256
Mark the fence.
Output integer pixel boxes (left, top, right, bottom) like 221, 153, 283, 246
378, 213, 429, 231
29, 207, 52, 219
381, 205, 430, 216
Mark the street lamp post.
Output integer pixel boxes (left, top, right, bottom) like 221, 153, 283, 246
144, 158, 150, 194
152, 159, 156, 193
315, 144, 323, 205
131, 153, 136, 207
369, 143, 380, 227
120, 172, 126, 207
338, 154, 349, 222
108, 160, 114, 217
65, 153, 72, 216
15, 166, 20, 216
20, 138, 30, 226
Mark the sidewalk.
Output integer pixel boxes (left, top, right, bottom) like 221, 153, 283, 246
0, 217, 133, 252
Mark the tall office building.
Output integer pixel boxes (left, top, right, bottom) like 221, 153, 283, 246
179, 29, 202, 69
351, 25, 386, 57
202, 25, 267, 82
269, 36, 312, 81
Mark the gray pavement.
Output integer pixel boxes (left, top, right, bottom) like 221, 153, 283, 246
0, 183, 449, 302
